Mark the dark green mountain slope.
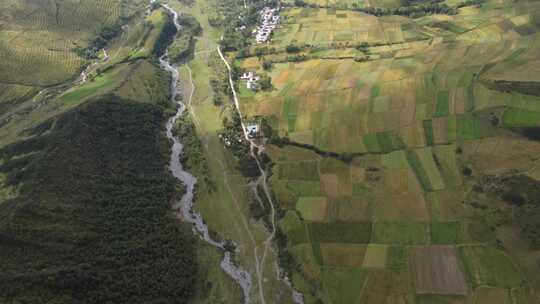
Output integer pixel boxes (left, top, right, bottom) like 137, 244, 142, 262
0, 96, 196, 303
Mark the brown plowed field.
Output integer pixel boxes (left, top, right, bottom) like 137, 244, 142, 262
414, 245, 468, 295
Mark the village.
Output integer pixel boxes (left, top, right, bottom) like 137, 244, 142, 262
220, 6, 279, 148
253, 7, 280, 44
236, 7, 281, 92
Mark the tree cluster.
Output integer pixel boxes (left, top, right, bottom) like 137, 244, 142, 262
168, 15, 202, 63
152, 13, 179, 56
174, 114, 215, 192
287, 0, 484, 18
75, 22, 124, 59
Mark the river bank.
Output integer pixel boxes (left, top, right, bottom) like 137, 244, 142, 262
158, 3, 255, 303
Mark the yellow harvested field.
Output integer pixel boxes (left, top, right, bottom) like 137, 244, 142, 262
297, 196, 328, 221
321, 243, 367, 267
321, 174, 339, 198
362, 244, 388, 268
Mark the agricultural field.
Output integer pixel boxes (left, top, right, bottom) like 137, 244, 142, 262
414, 246, 468, 295
240, 2, 540, 154
282, 0, 404, 10
0, 0, 147, 87
237, 0, 540, 302
269, 7, 428, 48
0, 4, 176, 146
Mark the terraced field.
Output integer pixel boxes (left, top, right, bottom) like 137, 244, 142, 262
237, 0, 540, 302
0, 0, 148, 87
0, 3, 175, 144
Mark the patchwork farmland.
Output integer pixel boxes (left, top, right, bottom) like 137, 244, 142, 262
236, 0, 540, 302
3, 0, 540, 302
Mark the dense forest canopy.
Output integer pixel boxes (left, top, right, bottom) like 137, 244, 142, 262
0, 96, 197, 303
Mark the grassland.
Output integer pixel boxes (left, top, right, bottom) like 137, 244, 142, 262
0, 5, 181, 146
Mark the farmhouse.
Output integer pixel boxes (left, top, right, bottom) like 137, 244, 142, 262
246, 122, 259, 138
240, 71, 260, 90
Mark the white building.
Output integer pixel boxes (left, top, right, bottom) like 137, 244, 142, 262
246, 122, 259, 138
240, 71, 254, 80
241, 71, 260, 90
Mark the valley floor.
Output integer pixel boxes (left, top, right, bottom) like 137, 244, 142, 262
2, 0, 540, 303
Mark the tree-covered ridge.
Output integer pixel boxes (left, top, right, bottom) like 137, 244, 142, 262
0, 96, 197, 303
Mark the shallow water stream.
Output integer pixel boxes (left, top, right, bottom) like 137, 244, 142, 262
158, 3, 253, 303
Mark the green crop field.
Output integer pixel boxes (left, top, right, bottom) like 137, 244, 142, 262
297, 196, 329, 221
460, 245, 525, 288
372, 222, 430, 245
431, 221, 464, 244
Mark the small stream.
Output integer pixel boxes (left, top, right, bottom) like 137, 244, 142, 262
158, 3, 253, 303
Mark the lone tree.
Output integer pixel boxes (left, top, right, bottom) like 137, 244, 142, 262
262, 60, 273, 70
286, 44, 302, 53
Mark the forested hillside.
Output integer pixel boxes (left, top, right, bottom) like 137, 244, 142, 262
0, 1, 200, 303
0, 96, 197, 303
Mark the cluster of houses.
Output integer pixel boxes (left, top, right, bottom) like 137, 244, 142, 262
253, 7, 280, 43
240, 71, 260, 90
218, 133, 242, 147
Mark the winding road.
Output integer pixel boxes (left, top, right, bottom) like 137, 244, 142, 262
217, 45, 304, 304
